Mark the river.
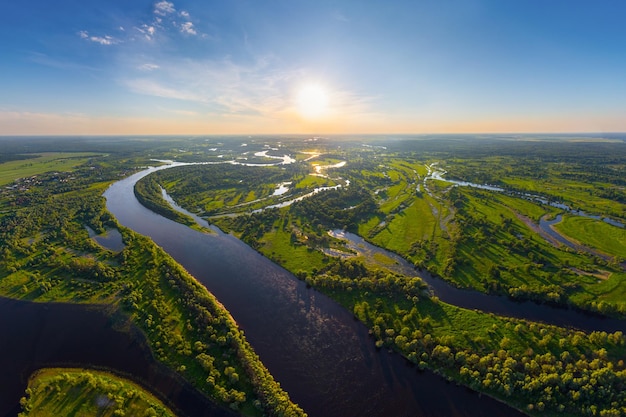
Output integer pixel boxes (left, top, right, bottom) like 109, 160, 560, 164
329, 230, 626, 333
427, 165, 624, 264
104, 166, 527, 416
0, 297, 235, 417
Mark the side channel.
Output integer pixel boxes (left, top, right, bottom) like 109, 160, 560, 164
104, 167, 526, 417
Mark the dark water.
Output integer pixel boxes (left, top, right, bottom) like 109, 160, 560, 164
0, 297, 235, 417
330, 230, 626, 333
85, 225, 126, 252
104, 167, 527, 417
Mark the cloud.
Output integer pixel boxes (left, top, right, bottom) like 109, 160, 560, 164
120, 55, 376, 126
135, 24, 156, 40
180, 22, 197, 35
180, 10, 190, 18
138, 63, 160, 71
77, 30, 120, 45
124, 78, 207, 102
154, 1, 175, 16
90, 35, 118, 45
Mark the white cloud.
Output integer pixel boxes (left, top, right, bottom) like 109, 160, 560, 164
90, 35, 118, 45
135, 24, 156, 40
180, 22, 197, 35
138, 63, 160, 71
154, 1, 175, 16
77, 30, 120, 45
180, 10, 190, 18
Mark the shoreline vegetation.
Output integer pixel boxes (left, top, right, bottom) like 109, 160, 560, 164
2, 136, 626, 417
19, 368, 177, 417
143, 137, 626, 416
0, 148, 306, 417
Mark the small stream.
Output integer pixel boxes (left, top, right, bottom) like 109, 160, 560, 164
329, 230, 626, 334
427, 165, 624, 261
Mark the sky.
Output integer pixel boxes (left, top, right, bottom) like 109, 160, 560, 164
1, 0, 625, 135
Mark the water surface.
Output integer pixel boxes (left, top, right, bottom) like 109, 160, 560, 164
104, 167, 526, 417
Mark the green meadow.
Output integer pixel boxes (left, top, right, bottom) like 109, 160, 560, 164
0, 153, 102, 186
19, 368, 176, 417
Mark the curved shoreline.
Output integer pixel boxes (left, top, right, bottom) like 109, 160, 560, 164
112, 164, 527, 417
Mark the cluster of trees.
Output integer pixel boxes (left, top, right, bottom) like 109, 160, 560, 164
290, 187, 379, 232
134, 175, 196, 227
348, 292, 626, 417
125, 244, 306, 416
19, 369, 175, 417
304, 258, 428, 299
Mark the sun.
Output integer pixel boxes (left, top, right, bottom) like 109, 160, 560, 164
295, 83, 330, 119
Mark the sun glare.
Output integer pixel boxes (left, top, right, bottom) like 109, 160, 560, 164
295, 83, 329, 119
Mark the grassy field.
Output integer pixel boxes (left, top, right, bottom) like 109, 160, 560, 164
0, 153, 102, 186
370, 196, 437, 252
294, 174, 336, 189
19, 368, 176, 417
554, 216, 626, 259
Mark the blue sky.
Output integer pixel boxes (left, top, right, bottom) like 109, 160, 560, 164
1, 0, 625, 135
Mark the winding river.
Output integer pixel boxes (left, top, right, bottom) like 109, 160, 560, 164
329, 230, 626, 333
427, 165, 624, 263
3, 159, 623, 416
104, 165, 527, 417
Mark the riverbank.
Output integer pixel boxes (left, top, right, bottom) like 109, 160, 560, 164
19, 368, 177, 417
0, 165, 306, 417
209, 197, 626, 417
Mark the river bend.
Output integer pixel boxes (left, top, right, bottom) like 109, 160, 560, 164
104, 165, 525, 417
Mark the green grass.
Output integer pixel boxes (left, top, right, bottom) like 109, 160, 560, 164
371, 197, 437, 252
259, 220, 329, 273
294, 175, 335, 189
554, 216, 626, 258
0, 153, 102, 186
491, 193, 558, 222
572, 272, 626, 311
19, 368, 176, 417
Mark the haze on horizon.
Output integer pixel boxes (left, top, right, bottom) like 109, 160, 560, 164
1, 1, 625, 136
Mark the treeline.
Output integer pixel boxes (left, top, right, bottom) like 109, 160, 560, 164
0, 159, 307, 417
134, 175, 196, 227
19, 368, 176, 417
290, 187, 379, 232
351, 295, 626, 417
121, 232, 306, 416
0, 153, 38, 164
309, 264, 626, 417
149, 164, 295, 214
